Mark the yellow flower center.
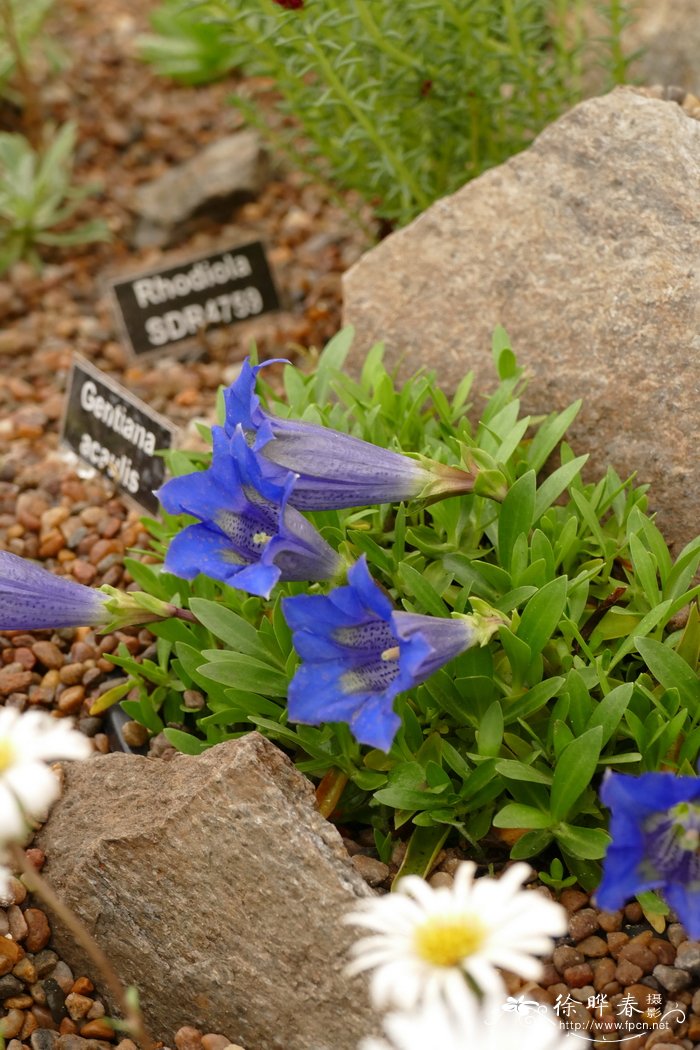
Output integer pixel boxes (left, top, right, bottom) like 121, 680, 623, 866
381, 646, 400, 662
413, 913, 486, 967
0, 738, 16, 773
252, 531, 272, 547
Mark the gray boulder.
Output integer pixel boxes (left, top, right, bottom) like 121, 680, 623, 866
36, 734, 376, 1050
343, 88, 700, 551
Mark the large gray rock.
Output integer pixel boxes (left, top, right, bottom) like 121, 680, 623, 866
131, 130, 270, 246
36, 734, 375, 1050
343, 88, 700, 551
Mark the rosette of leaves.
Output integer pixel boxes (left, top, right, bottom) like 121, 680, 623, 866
0, 122, 109, 273
111, 329, 700, 889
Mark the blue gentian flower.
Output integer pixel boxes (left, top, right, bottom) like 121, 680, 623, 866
0, 551, 110, 630
223, 359, 486, 510
282, 556, 502, 750
597, 771, 700, 937
157, 425, 343, 599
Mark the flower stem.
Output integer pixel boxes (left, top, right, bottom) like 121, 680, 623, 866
9, 844, 154, 1050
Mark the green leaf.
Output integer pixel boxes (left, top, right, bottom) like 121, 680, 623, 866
554, 823, 610, 859
189, 598, 263, 658
527, 401, 582, 473
584, 683, 634, 747
498, 470, 536, 573
516, 576, 568, 657
534, 455, 588, 520
504, 677, 565, 724
393, 825, 450, 887
397, 562, 448, 618
199, 653, 289, 696
636, 638, 700, 710
476, 702, 503, 757
493, 803, 552, 829
550, 726, 603, 821
495, 760, 552, 786
510, 829, 554, 859
163, 728, 206, 755
629, 533, 660, 606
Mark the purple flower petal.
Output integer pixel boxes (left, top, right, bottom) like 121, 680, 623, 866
158, 424, 342, 599
0, 551, 108, 631
283, 556, 485, 751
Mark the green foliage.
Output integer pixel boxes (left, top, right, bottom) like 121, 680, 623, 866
0, 0, 53, 102
137, 0, 240, 84
139, 0, 637, 227
0, 122, 110, 273
118, 329, 700, 888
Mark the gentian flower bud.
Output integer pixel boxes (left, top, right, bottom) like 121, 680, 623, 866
223, 359, 499, 511
0, 550, 190, 633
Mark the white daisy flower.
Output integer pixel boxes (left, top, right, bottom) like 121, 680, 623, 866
0, 708, 92, 839
359, 995, 574, 1050
346, 861, 567, 1010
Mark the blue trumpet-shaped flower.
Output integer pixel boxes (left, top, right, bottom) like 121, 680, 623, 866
223, 359, 485, 511
597, 771, 700, 937
282, 556, 503, 751
157, 425, 343, 599
0, 551, 110, 630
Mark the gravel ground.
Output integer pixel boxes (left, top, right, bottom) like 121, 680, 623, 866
1, 1, 699, 1047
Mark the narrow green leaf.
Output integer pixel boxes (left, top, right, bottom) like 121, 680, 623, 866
636, 638, 700, 710
189, 598, 263, 658
493, 803, 552, 829
393, 825, 450, 887
550, 726, 603, 821
199, 653, 289, 696
498, 470, 536, 573
554, 823, 610, 859
516, 576, 568, 657
163, 728, 206, 755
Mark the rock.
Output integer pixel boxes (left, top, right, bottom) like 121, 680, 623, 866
351, 854, 390, 887
675, 939, 700, 976
36, 734, 375, 1050
652, 963, 692, 994
568, 908, 601, 942
24, 909, 51, 952
0, 975, 23, 1000
131, 131, 270, 246
343, 88, 700, 552
31, 1033, 59, 1050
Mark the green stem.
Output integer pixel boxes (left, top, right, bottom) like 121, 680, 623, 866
9, 844, 154, 1050
0, 0, 42, 150
302, 30, 430, 212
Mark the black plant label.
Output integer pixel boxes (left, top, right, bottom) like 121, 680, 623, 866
110, 241, 280, 357
61, 357, 178, 514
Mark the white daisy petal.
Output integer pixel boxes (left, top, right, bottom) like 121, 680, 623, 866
0, 782, 28, 840
345, 860, 567, 1011
364, 998, 574, 1050
0, 711, 90, 846
5, 761, 60, 821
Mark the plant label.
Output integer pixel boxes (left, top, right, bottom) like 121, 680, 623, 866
61, 357, 178, 513
110, 241, 280, 357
